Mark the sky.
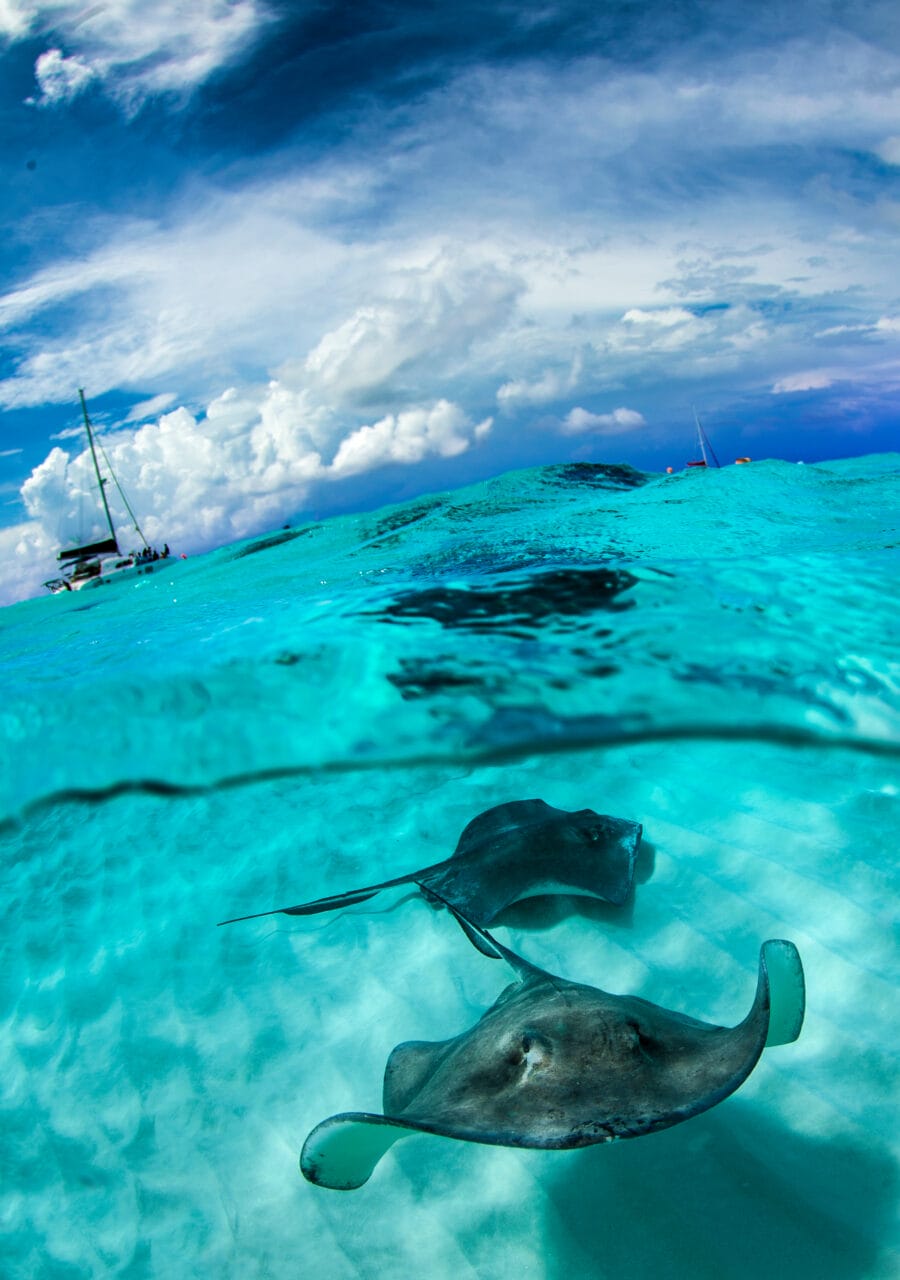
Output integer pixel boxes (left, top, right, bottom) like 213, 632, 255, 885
0, 0, 898, 604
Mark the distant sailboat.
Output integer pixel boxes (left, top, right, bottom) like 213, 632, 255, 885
44, 390, 170, 593
686, 406, 721, 469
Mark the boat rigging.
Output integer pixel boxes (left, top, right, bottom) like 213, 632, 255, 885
686, 406, 721, 469
44, 390, 170, 593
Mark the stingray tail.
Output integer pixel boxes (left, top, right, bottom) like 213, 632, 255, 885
217, 869, 430, 927
421, 885, 542, 979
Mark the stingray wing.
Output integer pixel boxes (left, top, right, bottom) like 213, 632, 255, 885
300, 1112, 419, 1190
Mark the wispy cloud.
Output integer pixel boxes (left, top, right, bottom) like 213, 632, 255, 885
125, 392, 178, 422
9, 0, 275, 109
772, 369, 841, 393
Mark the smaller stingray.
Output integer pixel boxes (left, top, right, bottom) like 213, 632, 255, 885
218, 799, 642, 938
300, 916, 805, 1190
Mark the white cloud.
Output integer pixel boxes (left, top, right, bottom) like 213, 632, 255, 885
874, 136, 900, 166
0, 0, 33, 38
303, 252, 522, 408
0, 519, 56, 602
126, 392, 178, 422
621, 307, 695, 327
772, 369, 836, 393
8, 0, 273, 110
330, 401, 489, 478
497, 353, 582, 410
561, 406, 645, 436
0, 447, 23, 457
30, 47, 95, 104
609, 306, 711, 355
5, 383, 491, 603
0, 198, 354, 408
816, 315, 900, 339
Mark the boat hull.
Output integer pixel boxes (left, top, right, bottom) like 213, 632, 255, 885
44, 553, 171, 593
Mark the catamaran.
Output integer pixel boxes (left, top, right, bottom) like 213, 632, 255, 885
43, 390, 169, 593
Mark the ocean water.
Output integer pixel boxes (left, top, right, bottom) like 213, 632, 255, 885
1, 454, 898, 1279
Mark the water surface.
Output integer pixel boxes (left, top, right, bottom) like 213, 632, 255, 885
2, 455, 898, 1278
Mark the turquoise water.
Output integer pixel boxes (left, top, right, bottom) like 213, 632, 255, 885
2, 455, 898, 1278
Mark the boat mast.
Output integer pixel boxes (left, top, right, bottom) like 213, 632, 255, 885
692, 405, 721, 469
79, 388, 119, 550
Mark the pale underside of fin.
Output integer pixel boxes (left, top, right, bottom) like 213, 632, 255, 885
760, 939, 806, 1046
300, 1113, 415, 1190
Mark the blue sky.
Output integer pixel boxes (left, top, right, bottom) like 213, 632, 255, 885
0, 1, 898, 602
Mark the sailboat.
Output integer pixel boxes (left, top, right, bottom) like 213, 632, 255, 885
686, 406, 721, 469
43, 390, 169, 593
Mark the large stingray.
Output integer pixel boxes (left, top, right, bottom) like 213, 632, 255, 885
219, 799, 642, 936
300, 917, 805, 1190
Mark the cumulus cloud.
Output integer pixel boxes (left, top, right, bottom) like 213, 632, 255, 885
303, 253, 522, 409
0, 519, 56, 603
330, 401, 490, 476
5, 381, 492, 602
561, 406, 645, 436
30, 47, 95, 104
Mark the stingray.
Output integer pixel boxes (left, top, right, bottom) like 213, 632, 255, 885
299, 916, 805, 1189
218, 799, 642, 937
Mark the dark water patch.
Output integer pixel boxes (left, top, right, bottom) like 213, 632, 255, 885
230, 527, 314, 559
673, 661, 851, 720
387, 659, 491, 701
542, 462, 650, 490
273, 652, 303, 666
439, 497, 528, 522
407, 548, 587, 582
366, 497, 443, 540
375, 567, 638, 633
541, 1106, 897, 1280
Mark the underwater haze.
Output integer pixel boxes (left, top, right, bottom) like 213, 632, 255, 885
1, 455, 899, 1279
